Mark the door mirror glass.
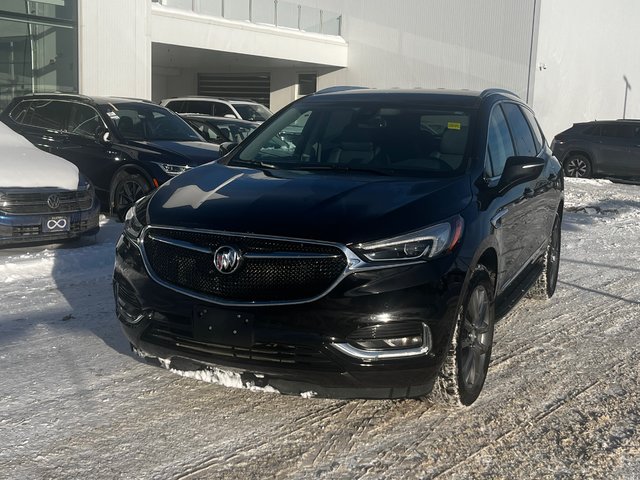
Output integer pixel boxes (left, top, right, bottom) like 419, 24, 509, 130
95, 126, 112, 145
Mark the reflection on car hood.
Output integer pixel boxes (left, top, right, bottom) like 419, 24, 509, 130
125, 140, 220, 166
148, 163, 472, 244
0, 122, 79, 190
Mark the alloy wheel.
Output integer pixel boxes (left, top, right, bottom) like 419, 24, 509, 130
565, 157, 589, 177
459, 285, 492, 389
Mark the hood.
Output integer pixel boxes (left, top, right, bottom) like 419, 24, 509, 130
0, 122, 80, 190
124, 140, 219, 166
148, 163, 472, 245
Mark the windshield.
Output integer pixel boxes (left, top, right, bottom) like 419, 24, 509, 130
233, 102, 472, 177
232, 103, 273, 122
101, 103, 202, 142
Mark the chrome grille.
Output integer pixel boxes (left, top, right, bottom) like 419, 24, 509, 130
142, 228, 348, 303
0, 190, 94, 215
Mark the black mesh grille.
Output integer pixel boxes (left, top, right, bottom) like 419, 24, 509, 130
0, 190, 94, 214
143, 229, 348, 302
144, 322, 338, 371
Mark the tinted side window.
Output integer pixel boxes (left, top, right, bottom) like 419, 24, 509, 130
486, 106, 515, 177
520, 106, 544, 151
583, 125, 601, 136
8, 100, 31, 124
184, 101, 213, 115
502, 103, 537, 157
68, 103, 103, 137
214, 103, 234, 117
22, 100, 70, 130
165, 100, 184, 113
601, 124, 621, 138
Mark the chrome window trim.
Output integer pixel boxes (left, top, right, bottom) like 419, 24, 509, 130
134, 225, 424, 307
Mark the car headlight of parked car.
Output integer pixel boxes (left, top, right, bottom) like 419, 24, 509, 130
123, 195, 151, 240
153, 162, 191, 176
352, 216, 464, 262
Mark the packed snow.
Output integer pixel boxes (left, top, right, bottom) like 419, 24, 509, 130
0, 178, 638, 479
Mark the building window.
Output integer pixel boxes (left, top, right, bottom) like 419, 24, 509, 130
0, 0, 78, 110
297, 73, 317, 97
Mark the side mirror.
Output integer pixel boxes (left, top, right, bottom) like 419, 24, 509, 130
95, 126, 112, 145
497, 156, 545, 193
218, 141, 239, 157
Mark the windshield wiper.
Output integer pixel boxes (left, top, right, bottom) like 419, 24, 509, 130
230, 159, 278, 169
292, 164, 394, 176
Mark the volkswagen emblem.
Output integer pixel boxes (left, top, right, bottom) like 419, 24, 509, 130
47, 194, 61, 210
214, 246, 241, 274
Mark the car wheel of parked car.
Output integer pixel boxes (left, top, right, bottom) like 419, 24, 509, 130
435, 265, 495, 406
563, 154, 591, 178
113, 173, 150, 222
528, 213, 561, 300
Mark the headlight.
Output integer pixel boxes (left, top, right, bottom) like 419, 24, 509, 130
123, 195, 151, 240
154, 162, 190, 176
351, 216, 464, 262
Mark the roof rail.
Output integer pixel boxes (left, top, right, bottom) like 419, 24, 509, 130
314, 86, 370, 95
480, 88, 519, 99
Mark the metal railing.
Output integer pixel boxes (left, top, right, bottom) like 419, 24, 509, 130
152, 0, 342, 36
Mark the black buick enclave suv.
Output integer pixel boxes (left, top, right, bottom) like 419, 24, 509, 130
113, 87, 563, 405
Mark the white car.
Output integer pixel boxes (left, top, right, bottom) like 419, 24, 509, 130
0, 121, 100, 246
161, 97, 273, 123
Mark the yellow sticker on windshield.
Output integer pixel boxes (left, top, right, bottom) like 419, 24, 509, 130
448, 122, 461, 130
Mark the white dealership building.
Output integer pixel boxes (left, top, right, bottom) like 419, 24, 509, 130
1, 0, 638, 136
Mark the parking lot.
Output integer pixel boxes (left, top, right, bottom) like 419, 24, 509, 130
0, 178, 639, 479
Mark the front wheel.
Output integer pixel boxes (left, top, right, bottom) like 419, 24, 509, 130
434, 266, 495, 406
112, 173, 150, 222
564, 154, 591, 178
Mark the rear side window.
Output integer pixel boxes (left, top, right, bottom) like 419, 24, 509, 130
68, 103, 103, 137
486, 106, 515, 177
520, 106, 544, 151
20, 100, 70, 130
214, 103, 234, 117
8, 101, 31, 124
183, 100, 214, 115
501, 103, 537, 157
165, 100, 184, 112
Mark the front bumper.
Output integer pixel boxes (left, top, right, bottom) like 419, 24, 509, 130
0, 200, 100, 246
114, 233, 465, 399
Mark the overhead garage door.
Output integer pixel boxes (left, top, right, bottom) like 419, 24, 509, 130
198, 73, 271, 108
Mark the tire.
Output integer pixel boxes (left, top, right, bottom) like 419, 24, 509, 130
112, 173, 150, 222
563, 154, 592, 178
528, 213, 561, 300
433, 266, 495, 407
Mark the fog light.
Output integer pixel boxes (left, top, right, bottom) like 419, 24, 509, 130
355, 335, 423, 350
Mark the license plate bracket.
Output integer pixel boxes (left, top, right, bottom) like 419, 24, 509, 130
42, 215, 70, 233
193, 306, 254, 347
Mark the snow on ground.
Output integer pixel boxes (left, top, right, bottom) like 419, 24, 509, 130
0, 179, 639, 479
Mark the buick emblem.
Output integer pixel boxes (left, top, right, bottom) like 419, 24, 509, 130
214, 246, 241, 274
47, 194, 61, 209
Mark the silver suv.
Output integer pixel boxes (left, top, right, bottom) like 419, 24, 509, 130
161, 97, 272, 122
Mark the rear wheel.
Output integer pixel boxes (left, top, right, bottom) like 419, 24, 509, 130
434, 266, 495, 406
528, 213, 561, 300
112, 173, 150, 222
564, 154, 591, 178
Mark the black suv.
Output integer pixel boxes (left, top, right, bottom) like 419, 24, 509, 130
1, 94, 220, 219
114, 88, 563, 405
552, 119, 640, 179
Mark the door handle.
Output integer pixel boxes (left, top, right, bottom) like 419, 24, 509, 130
491, 209, 508, 229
